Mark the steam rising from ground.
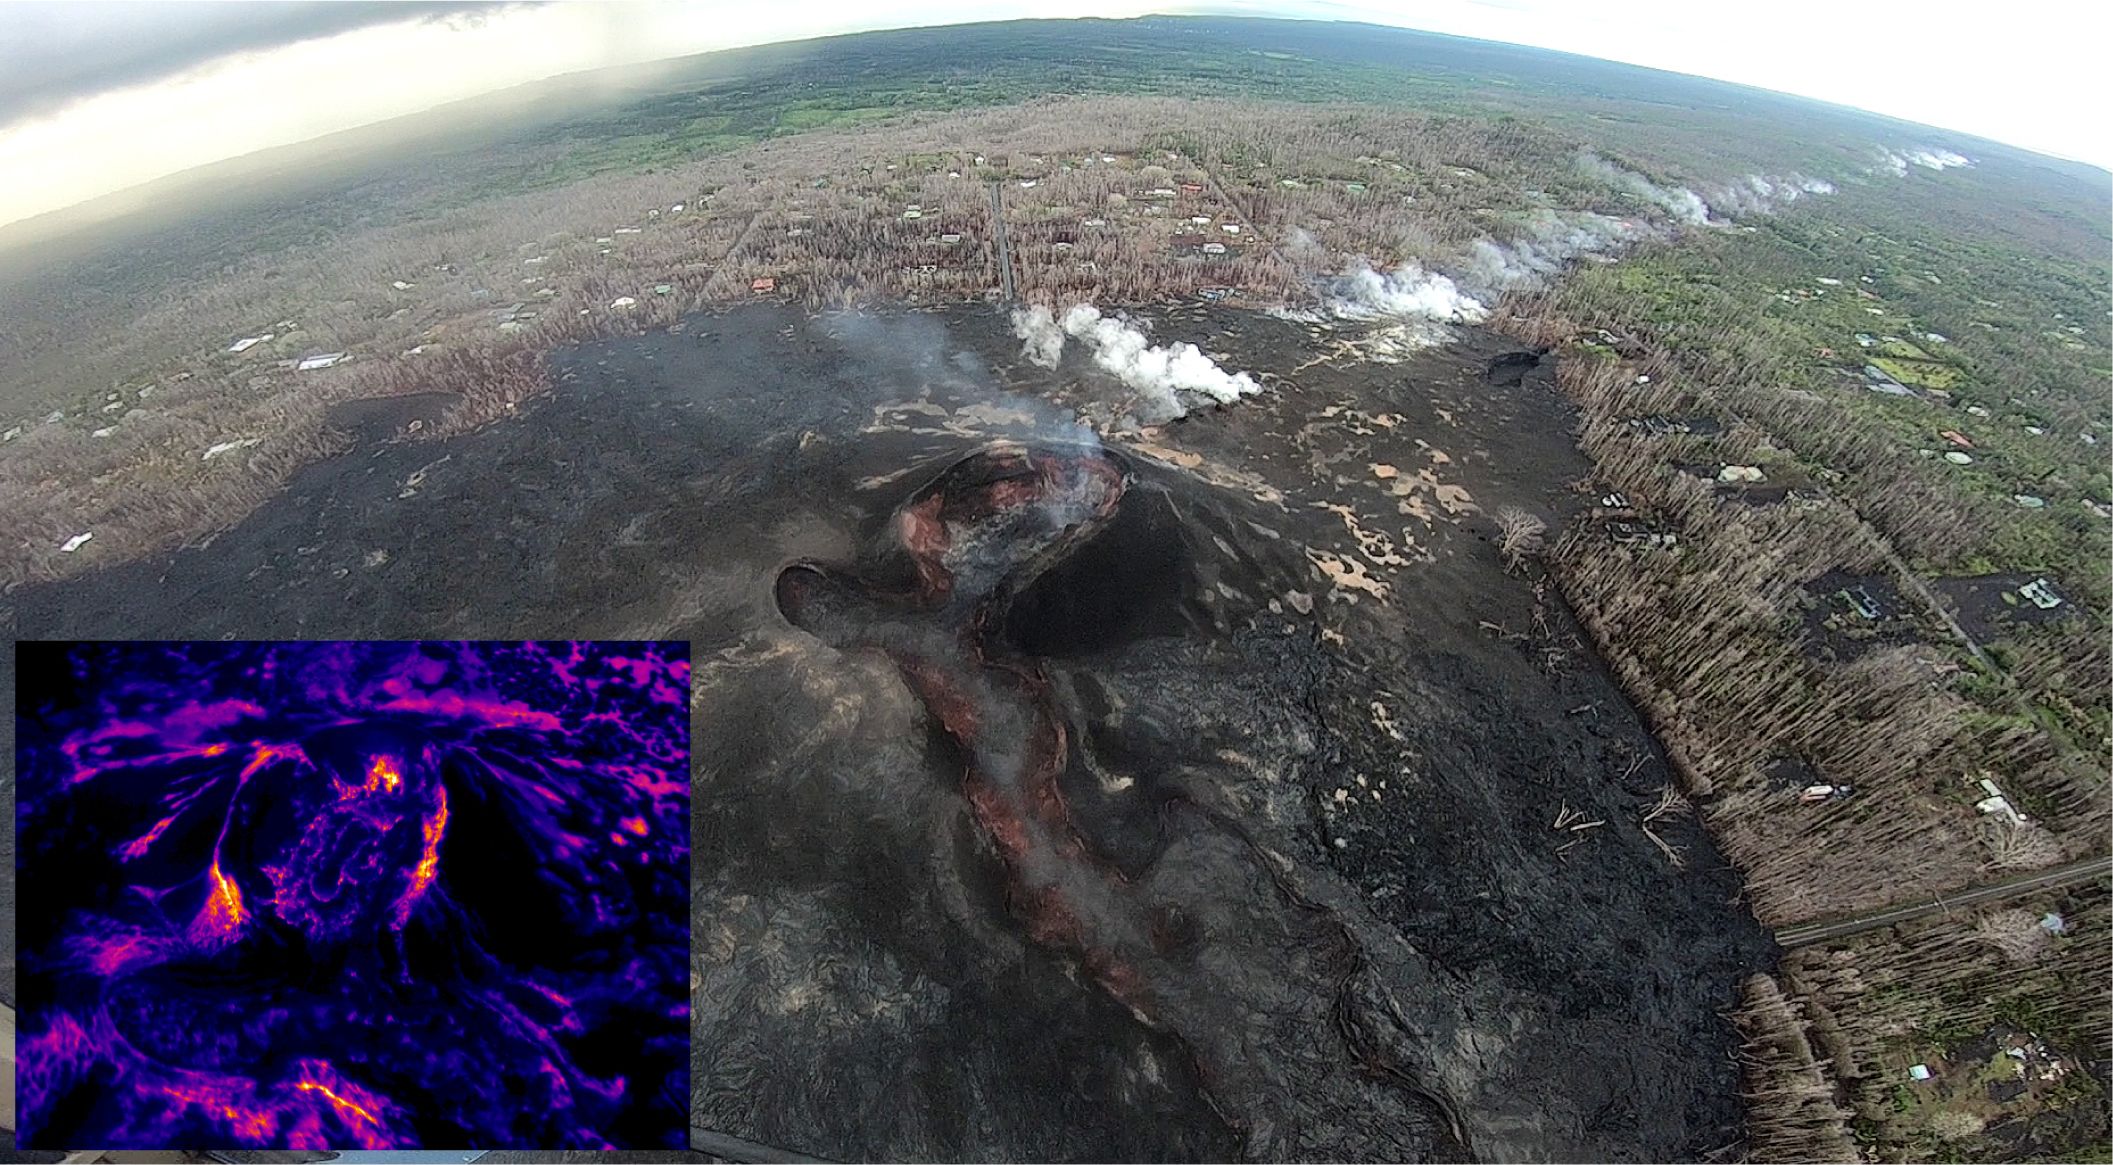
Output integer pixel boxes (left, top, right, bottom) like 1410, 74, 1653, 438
1010, 304, 1260, 424
1312, 150, 1856, 341
1060, 142, 1943, 378
1875, 146, 1974, 176
1579, 152, 1836, 226
1578, 152, 1712, 226
825, 308, 1100, 447
1310, 208, 1644, 334
1458, 208, 1646, 295
1701, 173, 1836, 219
1328, 262, 1490, 324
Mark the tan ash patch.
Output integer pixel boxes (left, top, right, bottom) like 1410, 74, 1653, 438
690, 636, 802, 702
1316, 503, 1410, 568
776, 981, 825, 1015
1116, 432, 1285, 506
863, 399, 950, 431
1388, 467, 1478, 523
1307, 547, 1390, 601
954, 402, 1043, 429
1122, 433, 1203, 469
856, 464, 923, 489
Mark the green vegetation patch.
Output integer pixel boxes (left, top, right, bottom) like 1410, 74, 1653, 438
1869, 355, 1963, 390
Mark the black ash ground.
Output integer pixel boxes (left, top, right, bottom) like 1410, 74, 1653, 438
4, 303, 1774, 1162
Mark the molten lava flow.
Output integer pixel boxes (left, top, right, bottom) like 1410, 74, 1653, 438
366, 754, 403, 794
391, 784, 450, 929
783, 443, 1151, 1011
293, 1059, 394, 1148
190, 859, 247, 944
118, 815, 175, 862
240, 742, 307, 779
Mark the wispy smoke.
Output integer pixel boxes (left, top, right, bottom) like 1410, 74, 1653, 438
1283, 154, 1848, 358
1456, 208, 1645, 296
1702, 173, 1836, 220
1010, 304, 1260, 424
1573, 151, 1845, 228
1012, 308, 1066, 368
1315, 208, 1646, 329
1578, 152, 1712, 226
1874, 146, 1974, 176
1283, 225, 1324, 261
1291, 259, 1493, 361
824, 308, 1098, 445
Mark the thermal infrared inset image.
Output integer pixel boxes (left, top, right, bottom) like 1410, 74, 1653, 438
13, 640, 691, 1150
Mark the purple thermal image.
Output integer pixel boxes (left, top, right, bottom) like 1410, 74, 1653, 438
14, 641, 691, 1150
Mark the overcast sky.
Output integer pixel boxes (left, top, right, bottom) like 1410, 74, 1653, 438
2, 0, 2107, 228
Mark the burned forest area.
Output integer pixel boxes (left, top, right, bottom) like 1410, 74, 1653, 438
5, 303, 1771, 1160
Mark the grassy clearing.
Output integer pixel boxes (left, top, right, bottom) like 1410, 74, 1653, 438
1870, 354, 1963, 389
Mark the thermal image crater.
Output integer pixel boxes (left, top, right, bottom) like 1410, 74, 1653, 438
16, 640, 691, 1150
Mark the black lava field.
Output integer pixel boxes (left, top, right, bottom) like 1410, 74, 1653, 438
3, 304, 1775, 1161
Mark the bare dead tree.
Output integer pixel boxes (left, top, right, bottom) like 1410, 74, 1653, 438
1982, 819, 2065, 871
1493, 505, 1548, 569
1641, 784, 1688, 869
1972, 909, 2054, 965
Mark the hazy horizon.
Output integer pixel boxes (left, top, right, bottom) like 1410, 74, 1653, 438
2, 1, 2108, 230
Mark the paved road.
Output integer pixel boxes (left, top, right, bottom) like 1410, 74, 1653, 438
1777, 854, 2112, 947
987, 181, 1015, 302
692, 1125, 834, 1164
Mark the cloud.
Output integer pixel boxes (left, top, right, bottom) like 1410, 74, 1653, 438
0, 1, 520, 128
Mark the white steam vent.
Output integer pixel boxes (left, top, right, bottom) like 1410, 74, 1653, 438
1010, 304, 1260, 424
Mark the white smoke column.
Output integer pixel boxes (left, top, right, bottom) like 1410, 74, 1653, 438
1063, 305, 1259, 422
1012, 304, 1260, 423
1283, 225, 1325, 269
1330, 261, 1490, 324
1577, 153, 1712, 226
1010, 305, 1066, 368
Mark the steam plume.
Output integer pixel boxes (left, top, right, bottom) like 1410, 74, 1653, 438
1456, 208, 1644, 296
1703, 173, 1836, 220
1875, 146, 1974, 176
1010, 304, 1260, 424
1577, 153, 1711, 226
1326, 261, 1489, 324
